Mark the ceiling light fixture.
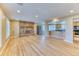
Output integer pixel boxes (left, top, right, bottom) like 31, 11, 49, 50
53, 18, 58, 22
35, 15, 39, 18
70, 10, 74, 13
17, 10, 21, 13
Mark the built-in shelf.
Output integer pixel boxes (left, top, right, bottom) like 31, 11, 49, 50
19, 21, 35, 37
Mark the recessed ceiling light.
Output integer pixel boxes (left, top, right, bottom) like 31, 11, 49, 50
53, 18, 59, 22
35, 15, 39, 18
70, 10, 74, 13
17, 10, 20, 13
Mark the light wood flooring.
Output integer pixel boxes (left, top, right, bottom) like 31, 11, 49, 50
0, 36, 79, 56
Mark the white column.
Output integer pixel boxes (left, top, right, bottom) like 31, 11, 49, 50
41, 22, 48, 36
65, 17, 73, 43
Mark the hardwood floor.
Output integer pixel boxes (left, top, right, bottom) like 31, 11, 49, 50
0, 36, 79, 56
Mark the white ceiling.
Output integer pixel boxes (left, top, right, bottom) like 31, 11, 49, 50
1, 3, 79, 23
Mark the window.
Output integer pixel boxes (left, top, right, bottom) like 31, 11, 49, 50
48, 25, 56, 31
